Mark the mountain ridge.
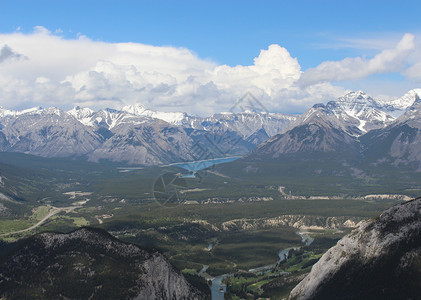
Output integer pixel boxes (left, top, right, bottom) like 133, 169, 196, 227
0, 227, 210, 299
0, 89, 419, 165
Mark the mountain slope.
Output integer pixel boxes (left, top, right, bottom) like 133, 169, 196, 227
0, 227, 209, 299
360, 93, 421, 165
0, 107, 103, 157
289, 197, 421, 300
249, 102, 361, 160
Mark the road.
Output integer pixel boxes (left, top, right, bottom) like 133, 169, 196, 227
0, 205, 81, 237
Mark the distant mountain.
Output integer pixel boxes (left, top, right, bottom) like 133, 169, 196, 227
378, 88, 421, 111
327, 91, 395, 133
88, 120, 197, 165
247, 90, 421, 163
360, 92, 421, 166
245, 127, 270, 145
290, 91, 396, 135
0, 89, 419, 166
0, 103, 295, 165
289, 197, 421, 300
0, 227, 209, 299
0, 107, 103, 157
250, 102, 361, 159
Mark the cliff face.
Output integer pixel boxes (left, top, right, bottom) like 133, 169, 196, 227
289, 198, 421, 300
221, 215, 362, 231
0, 227, 209, 299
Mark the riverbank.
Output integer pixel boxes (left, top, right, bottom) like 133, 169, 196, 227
204, 232, 315, 300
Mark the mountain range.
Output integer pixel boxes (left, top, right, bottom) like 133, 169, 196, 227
248, 90, 421, 166
0, 89, 419, 166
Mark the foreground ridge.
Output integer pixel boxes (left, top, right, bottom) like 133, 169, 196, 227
289, 197, 421, 299
0, 227, 209, 299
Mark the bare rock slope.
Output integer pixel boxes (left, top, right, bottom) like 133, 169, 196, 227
289, 197, 421, 300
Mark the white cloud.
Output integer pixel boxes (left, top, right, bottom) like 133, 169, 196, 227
0, 27, 418, 115
299, 33, 416, 87
404, 62, 421, 82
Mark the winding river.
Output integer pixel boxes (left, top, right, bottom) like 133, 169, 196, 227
209, 232, 314, 300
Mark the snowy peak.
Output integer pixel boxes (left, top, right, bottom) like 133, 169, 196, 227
122, 103, 189, 125
299, 91, 396, 135
381, 89, 421, 110
67, 106, 96, 126
336, 90, 376, 105
0, 106, 44, 117
68, 106, 95, 119
121, 103, 147, 115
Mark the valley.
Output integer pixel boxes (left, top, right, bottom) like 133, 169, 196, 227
0, 150, 410, 298
1, 89, 421, 298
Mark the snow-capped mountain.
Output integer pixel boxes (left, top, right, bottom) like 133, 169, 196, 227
331, 91, 395, 132
0, 89, 418, 165
70, 104, 296, 139
294, 91, 396, 135
121, 104, 193, 126
246, 90, 420, 164
0, 104, 284, 165
0, 107, 102, 157
360, 92, 421, 165
379, 88, 421, 111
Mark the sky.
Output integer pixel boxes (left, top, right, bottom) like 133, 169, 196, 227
0, 0, 420, 115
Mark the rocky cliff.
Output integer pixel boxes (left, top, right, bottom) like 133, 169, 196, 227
289, 197, 421, 300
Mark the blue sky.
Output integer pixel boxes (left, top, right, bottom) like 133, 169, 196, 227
0, 0, 420, 114
2, 0, 420, 66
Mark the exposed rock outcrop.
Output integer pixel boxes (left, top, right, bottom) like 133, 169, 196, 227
289, 197, 421, 300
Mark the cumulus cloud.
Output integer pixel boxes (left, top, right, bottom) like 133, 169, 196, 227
299, 33, 416, 87
0, 27, 417, 115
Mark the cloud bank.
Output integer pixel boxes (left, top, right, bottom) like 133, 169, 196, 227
299, 33, 416, 86
0, 27, 418, 115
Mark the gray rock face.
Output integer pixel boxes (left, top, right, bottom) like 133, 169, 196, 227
88, 120, 197, 165
289, 197, 421, 300
0, 107, 102, 157
0, 227, 209, 299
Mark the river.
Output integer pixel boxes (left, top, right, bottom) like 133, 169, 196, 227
209, 232, 314, 300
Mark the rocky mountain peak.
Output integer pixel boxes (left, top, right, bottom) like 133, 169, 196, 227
121, 103, 148, 115
68, 106, 95, 119
336, 90, 374, 104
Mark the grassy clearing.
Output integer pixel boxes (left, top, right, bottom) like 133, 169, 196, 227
0, 219, 32, 235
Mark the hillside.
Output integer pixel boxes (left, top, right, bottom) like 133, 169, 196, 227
0, 227, 210, 299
